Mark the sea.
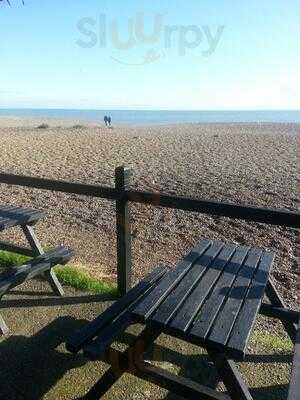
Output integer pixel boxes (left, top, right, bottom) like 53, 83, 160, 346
0, 109, 299, 125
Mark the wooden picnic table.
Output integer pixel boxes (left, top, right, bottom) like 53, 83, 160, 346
0, 204, 46, 255
0, 204, 73, 335
67, 238, 299, 399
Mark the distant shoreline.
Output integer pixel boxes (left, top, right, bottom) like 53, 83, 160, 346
1, 115, 300, 130
0, 109, 300, 125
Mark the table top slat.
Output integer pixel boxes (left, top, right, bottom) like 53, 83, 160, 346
168, 243, 237, 334
226, 251, 275, 354
151, 241, 226, 327
132, 239, 212, 322
206, 248, 263, 348
189, 245, 251, 340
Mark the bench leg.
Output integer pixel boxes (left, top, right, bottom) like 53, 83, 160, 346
45, 269, 65, 297
83, 328, 230, 400
81, 327, 161, 399
0, 313, 9, 335
22, 225, 65, 297
208, 351, 253, 400
265, 279, 297, 342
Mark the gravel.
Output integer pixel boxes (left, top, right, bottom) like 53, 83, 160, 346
0, 119, 299, 308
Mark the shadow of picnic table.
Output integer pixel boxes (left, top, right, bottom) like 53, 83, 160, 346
0, 316, 87, 400
0, 313, 292, 400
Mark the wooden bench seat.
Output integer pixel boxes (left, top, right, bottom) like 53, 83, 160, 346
0, 246, 73, 334
66, 265, 167, 355
0, 246, 73, 297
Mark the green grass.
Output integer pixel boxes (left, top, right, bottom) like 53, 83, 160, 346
253, 332, 293, 353
0, 251, 29, 268
54, 265, 117, 295
0, 250, 117, 296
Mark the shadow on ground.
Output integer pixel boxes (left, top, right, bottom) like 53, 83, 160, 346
0, 280, 293, 400
0, 316, 87, 399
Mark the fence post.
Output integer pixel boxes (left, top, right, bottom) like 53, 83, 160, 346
115, 166, 132, 295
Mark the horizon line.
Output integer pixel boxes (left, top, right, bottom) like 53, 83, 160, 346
0, 107, 300, 112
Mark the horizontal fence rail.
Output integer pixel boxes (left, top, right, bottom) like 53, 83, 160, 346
0, 173, 118, 200
0, 172, 299, 229
0, 167, 299, 294
127, 191, 300, 229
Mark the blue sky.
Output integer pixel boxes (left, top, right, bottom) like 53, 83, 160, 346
0, 0, 299, 110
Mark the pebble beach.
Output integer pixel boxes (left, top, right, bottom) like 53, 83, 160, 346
0, 118, 299, 308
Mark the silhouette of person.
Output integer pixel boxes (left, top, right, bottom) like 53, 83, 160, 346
104, 115, 112, 127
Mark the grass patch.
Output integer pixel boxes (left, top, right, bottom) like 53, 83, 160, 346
0, 251, 29, 268
54, 265, 117, 295
253, 332, 293, 353
0, 250, 117, 296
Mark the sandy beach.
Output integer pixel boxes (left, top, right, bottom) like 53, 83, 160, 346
0, 118, 299, 308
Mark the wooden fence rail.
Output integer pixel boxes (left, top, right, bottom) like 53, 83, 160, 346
0, 167, 299, 295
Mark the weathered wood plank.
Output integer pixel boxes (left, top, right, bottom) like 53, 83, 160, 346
0, 241, 34, 257
115, 166, 132, 295
127, 190, 300, 228
0, 247, 72, 297
0, 314, 9, 335
168, 243, 236, 334
151, 242, 230, 327
206, 248, 262, 351
190, 246, 250, 340
136, 359, 231, 400
0, 205, 44, 219
265, 279, 297, 342
66, 265, 167, 353
0, 172, 299, 229
0, 205, 45, 230
208, 350, 254, 400
0, 174, 118, 200
259, 304, 300, 323
227, 251, 275, 355
22, 225, 44, 255
82, 326, 162, 397
132, 240, 213, 322
0, 217, 11, 231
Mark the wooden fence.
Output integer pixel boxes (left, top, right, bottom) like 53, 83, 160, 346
0, 166, 299, 295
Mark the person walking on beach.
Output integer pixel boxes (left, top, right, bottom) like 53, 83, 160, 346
104, 115, 112, 127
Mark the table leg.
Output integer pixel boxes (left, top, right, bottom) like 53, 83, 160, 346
0, 312, 9, 335
264, 279, 297, 342
208, 351, 253, 400
21, 225, 65, 297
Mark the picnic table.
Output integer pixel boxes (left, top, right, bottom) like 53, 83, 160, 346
0, 205, 73, 334
67, 239, 299, 400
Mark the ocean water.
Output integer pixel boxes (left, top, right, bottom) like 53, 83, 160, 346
0, 109, 299, 125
